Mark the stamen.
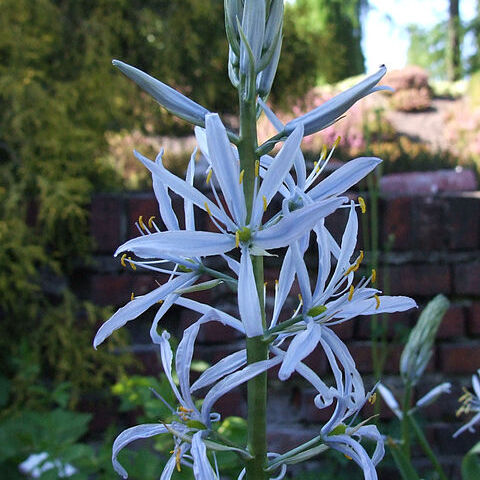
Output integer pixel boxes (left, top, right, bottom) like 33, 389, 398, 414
298, 293, 303, 304
358, 196, 366, 214
368, 392, 377, 404
344, 454, 352, 460
204, 202, 212, 216
131, 292, 135, 301
348, 285, 354, 301
127, 257, 136, 270
333, 136, 341, 148
206, 169, 213, 185
148, 216, 156, 229
239, 169, 245, 184
157, 299, 164, 305
235, 231, 240, 248
138, 215, 146, 231
374, 294, 380, 309
120, 253, 127, 268
255, 160, 260, 177
262, 195, 267, 212
371, 269, 377, 284
345, 250, 364, 276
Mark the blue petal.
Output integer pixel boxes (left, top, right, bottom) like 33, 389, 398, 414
113, 60, 209, 126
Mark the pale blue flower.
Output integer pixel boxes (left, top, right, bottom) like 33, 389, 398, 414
453, 369, 480, 437
112, 313, 278, 478
273, 202, 416, 380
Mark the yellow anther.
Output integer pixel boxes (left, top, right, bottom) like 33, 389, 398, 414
356, 250, 364, 267
344, 454, 352, 460
239, 169, 245, 184
374, 294, 380, 309
358, 196, 366, 214
264, 282, 268, 288
204, 202, 212, 216
263, 195, 268, 212
298, 293, 303, 304
138, 215, 146, 231
148, 216, 156, 229
120, 253, 127, 268
235, 231, 240, 248
368, 392, 377, 405
157, 299, 164, 305
178, 406, 193, 413
321, 144, 327, 159
345, 252, 363, 276
206, 169, 213, 185
128, 257, 136, 270
131, 292, 135, 301
255, 160, 260, 177
333, 136, 341, 148
313, 161, 318, 169
348, 285, 354, 301
371, 269, 377, 284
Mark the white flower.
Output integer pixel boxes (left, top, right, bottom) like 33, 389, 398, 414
453, 369, 480, 438
273, 201, 416, 380
112, 312, 281, 479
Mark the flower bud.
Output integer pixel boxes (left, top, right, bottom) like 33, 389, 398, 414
400, 294, 449, 385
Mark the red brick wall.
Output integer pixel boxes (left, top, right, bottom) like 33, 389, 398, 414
88, 190, 480, 475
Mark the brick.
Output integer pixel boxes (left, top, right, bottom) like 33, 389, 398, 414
90, 194, 124, 253
356, 310, 412, 340
381, 196, 413, 250
469, 302, 480, 335
436, 305, 465, 339
380, 169, 477, 196
445, 194, 480, 250
386, 264, 451, 296
91, 273, 131, 306
454, 263, 480, 295
412, 197, 446, 251
440, 344, 480, 373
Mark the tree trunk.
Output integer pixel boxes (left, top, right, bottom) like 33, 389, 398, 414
447, 0, 461, 81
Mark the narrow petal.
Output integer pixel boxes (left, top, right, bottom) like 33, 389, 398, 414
134, 150, 235, 230
113, 60, 209, 126
278, 322, 322, 380
335, 295, 417, 319
205, 114, 246, 226
112, 424, 168, 478
291, 240, 312, 311
254, 197, 346, 250
192, 432, 217, 480
309, 157, 382, 201
453, 412, 480, 438
184, 151, 196, 231
238, 248, 264, 337
115, 230, 235, 258
415, 382, 451, 409
201, 357, 282, 419
191, 350, 247, 392
270, 247, 295, 328
251, 124, 303, 226
377, 383, 402, 419
285, 66, 387, 136
176, 312, 219, 409
93, 276, 190, 348
175, 297, 244, 333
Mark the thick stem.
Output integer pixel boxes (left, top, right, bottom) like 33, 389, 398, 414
245, 336, 269, 479
237, 76, 268, 479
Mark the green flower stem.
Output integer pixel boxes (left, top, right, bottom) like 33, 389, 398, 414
238, 74, 268, 479
408, 414, 448, 480
401, 382, 413, 459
